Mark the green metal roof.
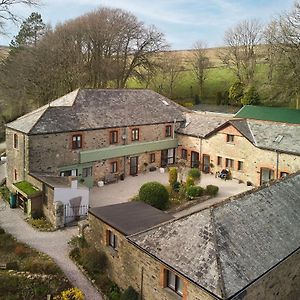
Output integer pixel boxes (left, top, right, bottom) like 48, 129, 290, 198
80, 139, 178, 163
235, 105, 300, 124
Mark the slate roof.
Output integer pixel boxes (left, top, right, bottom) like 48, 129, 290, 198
176, 112, 231, 138
129, 173, 300, 299
235, 105, 300, 124
6, 89, 186, 135
89, 202, 173, 236
229, 119, 300, 155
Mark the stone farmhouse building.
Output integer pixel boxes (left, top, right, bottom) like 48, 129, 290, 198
178, 108, 300, 186
5, 88, 300, 221
88, 174, 300, 300
5, 89, 185, 220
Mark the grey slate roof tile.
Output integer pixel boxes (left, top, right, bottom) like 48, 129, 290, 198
129, 173, 300, 299
176, 112, 230, 138
6, 89, 186, 134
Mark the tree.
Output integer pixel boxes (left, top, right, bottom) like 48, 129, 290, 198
228, 81, 244, 105
192, 41, 210, 97
10, 12, 46, 48
0, 12, 46, 119
241, 85, 260, 105
264, 2, 300, 106
220, 19, 262, 85
160, 52, 184, 99
0, 0, 40, 33
0, 7, 167, 117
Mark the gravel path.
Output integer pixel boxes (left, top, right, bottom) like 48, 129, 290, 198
0, 202, 102, 300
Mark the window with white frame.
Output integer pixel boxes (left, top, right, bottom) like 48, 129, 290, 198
166, 269, 183, 296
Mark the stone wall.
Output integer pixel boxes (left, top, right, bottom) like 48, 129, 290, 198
178, 125, 300, 186
28, 123, 175, 175
6, 128, 29, 189
88, 214, 215, 300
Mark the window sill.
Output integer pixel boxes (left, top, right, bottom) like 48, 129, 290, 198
164, 287, 182, 298
108, 246, 118, 257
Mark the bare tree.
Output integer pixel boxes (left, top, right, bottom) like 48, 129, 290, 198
264, 2, 300, 105
0, 0, 40, 33
160, 52, 184, 99
192, 41, 210, 97
220, 19, 262, 85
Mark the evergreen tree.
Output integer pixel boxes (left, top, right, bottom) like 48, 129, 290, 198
241, 85, 260, 105
10, 12, 46, 48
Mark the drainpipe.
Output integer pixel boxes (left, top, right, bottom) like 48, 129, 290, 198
123, 127, 127, 178
23, 134, 26, 180
173, 118, 176, 139
140, 267, 144, 300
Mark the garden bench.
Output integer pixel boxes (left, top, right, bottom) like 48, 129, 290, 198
104, 173, 119, 184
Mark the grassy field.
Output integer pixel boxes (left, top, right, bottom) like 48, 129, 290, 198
0, 226, 72, 299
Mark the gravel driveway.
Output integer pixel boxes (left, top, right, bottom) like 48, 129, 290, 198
0, 201, 102, 300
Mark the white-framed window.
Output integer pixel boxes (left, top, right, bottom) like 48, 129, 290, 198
226, 134, 234, 143
72, 134, 82, 149
226, 158, 234, 169
131, 128, 139, 141
82, 166, 92, 177
166, 269, 183, 296
165, 125, 172, 137
238, 161, 243, 171
107, 230, 117, 250
111, 161, 118, 173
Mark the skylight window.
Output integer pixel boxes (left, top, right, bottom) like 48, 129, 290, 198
274, 135, 284, 143
161, 100, 169, 106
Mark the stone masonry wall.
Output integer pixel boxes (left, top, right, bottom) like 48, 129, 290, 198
178, 125, 300, 186
88, 214, 215, 300
28, 123, 175, 174
6, 128, 29, 189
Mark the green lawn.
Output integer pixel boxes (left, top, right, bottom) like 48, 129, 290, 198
127, 64, 272, 105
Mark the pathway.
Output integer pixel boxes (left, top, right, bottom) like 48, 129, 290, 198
0, 202, 102, 300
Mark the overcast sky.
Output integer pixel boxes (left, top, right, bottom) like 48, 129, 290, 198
0, 0, 295, 49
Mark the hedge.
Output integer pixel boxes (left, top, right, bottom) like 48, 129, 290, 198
206, 185, 219, 196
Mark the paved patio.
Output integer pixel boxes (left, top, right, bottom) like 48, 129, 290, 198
90, 171, 253, 209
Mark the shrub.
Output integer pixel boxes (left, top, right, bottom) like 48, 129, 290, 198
206, 185, 219, 196
168, 168, 178, 188
186, 186, 205, 200
79, 247, 107, 275
96, 274, 113, 294
139, 182, 169, 210
0, 227, 5, 234
188, 168, 201, 180
121, 286, 139, 300
6, 261, 19, 270
185, 176, 194, 188
107, 283, 121, 300
28, 217, 53, 231
14, 244, 29, 258
0, 186, 10, 203
23, 257, 60, 274
172, 181, 180, 192
69, 247, 80, 260
56, 288, 84, 300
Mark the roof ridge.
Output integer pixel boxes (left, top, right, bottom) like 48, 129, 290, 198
246, 120, 257, 145
28, 105, 50, 135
